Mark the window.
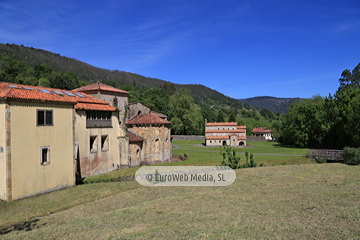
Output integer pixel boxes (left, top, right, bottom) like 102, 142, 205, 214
90, 136, 98, 153
101, 135, 109, 151
86, 111, 111, 120
37, 110, 53, 126
86, 111, 112, 128
113, 97, 118, 108
40, 147, 50, 165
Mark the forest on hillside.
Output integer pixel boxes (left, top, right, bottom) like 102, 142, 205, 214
0, 43, 251, 110
0, 43, 281, 135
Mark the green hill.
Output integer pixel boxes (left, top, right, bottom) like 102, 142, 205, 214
239, 96, 301, 114
0, 43, 251, 110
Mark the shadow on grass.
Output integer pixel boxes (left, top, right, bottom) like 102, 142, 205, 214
273, 143, 308, 149
0, 219, 46, 235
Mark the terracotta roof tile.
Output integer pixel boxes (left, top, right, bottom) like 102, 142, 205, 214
0, 82, 115, 111
127, 131, 144, 142
237, 136, 246, 140
73, 82, 129, 95
150, 111, 167, 119
252, 127, 272, 133
75, 103, 116, 111
205, 130, 245, 133
125, 113, 171, 125
205, 122, 237, 126
205, 136, 231, 140
237, 126, 246, 129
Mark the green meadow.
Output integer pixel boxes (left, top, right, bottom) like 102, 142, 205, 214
1, 140, 359, 239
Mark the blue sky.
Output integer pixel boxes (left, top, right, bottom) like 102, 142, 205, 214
0, 0, 359, 99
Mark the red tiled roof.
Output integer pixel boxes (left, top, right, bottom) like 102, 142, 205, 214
150, 111, 167, 119
0, 82, 115, 111
127, 131, 144, 142
125, 113, 171, 125
237, 126, 246, 129
205, 136, 230, 140
252, 127, 272, 133
205, 122, 237, 126
205, 130, 245, 133
206, 136, 247, 140
73, 82, 129, 95
75, 103, 116, 111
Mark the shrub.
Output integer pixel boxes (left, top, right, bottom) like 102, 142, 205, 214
342, 147, 360, 165
315, 159, 327, 164
220, 146, 260, 169
220, 145, 241, 169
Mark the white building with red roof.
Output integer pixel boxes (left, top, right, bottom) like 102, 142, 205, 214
252, 127, 273, 140
205, 122, 246, 147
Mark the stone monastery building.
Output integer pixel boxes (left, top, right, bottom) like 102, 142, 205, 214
205, 122, 246, 147
0, 82, 171, 202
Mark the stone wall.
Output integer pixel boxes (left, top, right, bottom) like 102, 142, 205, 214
172, 135, 205, 141
127, 124, 172, 164
246, 136, 272, 142
128, 103, 150, 120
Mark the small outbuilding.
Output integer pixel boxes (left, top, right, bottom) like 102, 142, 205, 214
252, 127, 273, 140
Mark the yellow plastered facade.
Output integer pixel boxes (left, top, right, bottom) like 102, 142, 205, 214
2, 101, 75, 201
0, 102, 6, 200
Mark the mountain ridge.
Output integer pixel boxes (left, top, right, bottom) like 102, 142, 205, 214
239, 96, 301, 114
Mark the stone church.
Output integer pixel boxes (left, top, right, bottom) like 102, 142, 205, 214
205, 122, 246, 147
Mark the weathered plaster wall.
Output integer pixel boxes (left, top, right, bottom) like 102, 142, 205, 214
127, 124, 171, 165
129, 142, 142, 167
128, 103, 150, 120
75, 110, 125, 177
206, 139, 247, 147
206, 126, 237, 131
10, 101, 74, 201
118, 136, 130, 167
0, 102, 6, 200
206, 132, 245, 137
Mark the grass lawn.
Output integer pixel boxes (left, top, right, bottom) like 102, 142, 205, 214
0, 181, 140, 229
84, 140, 313, 183
0, 140, 320, 235
2, 164, 359, 239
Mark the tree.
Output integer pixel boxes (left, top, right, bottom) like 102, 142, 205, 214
228, 112, 237, 122
339, 63, 360, 89
201, 105, 216, 123
216, 111, 225, 122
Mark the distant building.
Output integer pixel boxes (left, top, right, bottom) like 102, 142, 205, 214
252, 127, 272, 140
205, 122, 246, 147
